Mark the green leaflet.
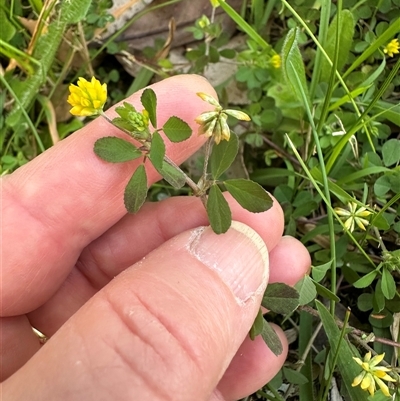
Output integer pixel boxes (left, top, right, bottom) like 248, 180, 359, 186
262, 283, 300, 314
206, 184, 232, 234
224, 179, 273, 213
281, 28, 310, 108
210, 133, 239, 179
149, 131, 165, 170
320, 10, 355, 83
163, 116, 192, 142
94, 137, 142, 163
124, 165, 148, 213
141, 88, 157, 128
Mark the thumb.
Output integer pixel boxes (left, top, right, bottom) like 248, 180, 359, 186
4, 221, 269, 401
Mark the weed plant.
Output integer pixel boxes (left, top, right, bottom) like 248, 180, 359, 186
1, 0, 399, 400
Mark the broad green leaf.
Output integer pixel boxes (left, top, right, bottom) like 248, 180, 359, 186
262, 283, 299, 314
163, 116, 192, 142
313, 280, 341, 302
374, 101, 400, 127
207, 185, 232, 234
311, 260, 333, 283
357, 293, 373, 312
320, 10, 355, 82
295, 275, 317, 305
0, 11, 16, 41
149, 131, 165, 171
94, 137, 142, 163
374, 174, 392, 197
124, 165, 148, 213
224, 179, 273, 213
210, 133, 239, 179
140, 88, 157, 128
249, 308, 264, 340
382, 139, 400, 167
282, 367, 309, 385
353, 270, 378, 288
316, 301, 366, 401
281, 28, 310, 107
374, 279, 386, 312
154, 161, 186, 189
261, 319, 283, 356
381, 268, 396, 300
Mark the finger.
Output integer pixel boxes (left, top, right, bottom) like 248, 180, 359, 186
0, 317, 41, 381
28, 193, 284, 336
268, 235, 311, 285
209, 237, 311, 400
213, 325, 288, 401
3, 222, 269, 401
2, 75, 215, 316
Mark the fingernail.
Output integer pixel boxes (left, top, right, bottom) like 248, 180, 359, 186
188, 221, 269, 304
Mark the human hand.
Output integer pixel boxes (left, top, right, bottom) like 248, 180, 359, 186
1, 75, 310, 401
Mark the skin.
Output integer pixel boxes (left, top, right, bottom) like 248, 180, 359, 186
1, 75, 311, 401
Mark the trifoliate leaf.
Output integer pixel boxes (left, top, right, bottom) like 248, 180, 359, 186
124, 165, 148, 213
141, 88, 157, 128
224, 179, 273, 213
149, 131, 165, 171
154, 161, 186, 189
261, 320, 283, 356
262, 283, 299, 314
163, 116, 192, 142
210, 132, 239, 179
207, 185, 231, 234
94, 137, 142, 163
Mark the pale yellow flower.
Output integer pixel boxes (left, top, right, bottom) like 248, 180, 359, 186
383, 38, 400, 57
271, 54, 281, 68
352, 352, 395, 396
68, 77, 107, 116
195, 93, 250, 144
334, 202, 372, 232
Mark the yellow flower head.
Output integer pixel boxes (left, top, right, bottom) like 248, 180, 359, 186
68, 77, 107, 116
383, 38, 400, 57
352, 352, 396, 396
271, 54, 281, 69
334, 201, 372, 232
195, 93, 250, 144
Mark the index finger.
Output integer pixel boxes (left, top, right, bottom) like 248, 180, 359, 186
2, 74, 216, 315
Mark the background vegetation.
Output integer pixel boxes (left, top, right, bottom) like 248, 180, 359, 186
1, 0, 399, 400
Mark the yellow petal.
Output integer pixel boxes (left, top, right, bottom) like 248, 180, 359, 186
196, 92, 220, 107
369, 352, 385, 366
352, 372, 365, 386
374, 376, 391, 396
224, 109, 251, 121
